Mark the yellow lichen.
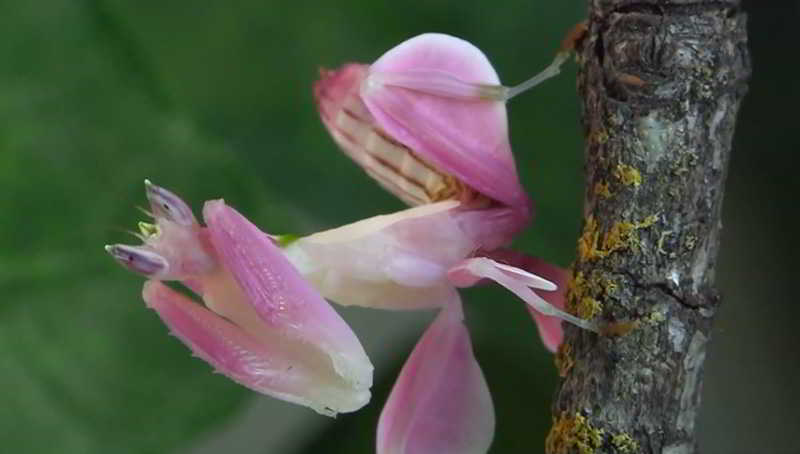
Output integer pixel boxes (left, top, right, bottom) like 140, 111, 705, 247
546, 413, 605, 454
577, 216, 602, 262
647, 310, 666, 325
611, 433, 640, 453
590, 128, 609, 145
566, 270, 617, 321
554, 342, 574, 378
614, 163, 642, 187
594, 180, 612, 199
578, 215, 659, 262
601, 221, 637, 253
565, 271, 587, 316
639, 214, 658, 228
577, 297, 603, 320
565, 271, 585, 314
566, 269, 643, 337
603, 279, 618, 295
546, 413, 640, 454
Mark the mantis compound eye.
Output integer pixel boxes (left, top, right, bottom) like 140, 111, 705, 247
105, 244, 169, 278
144, 179, 197, 226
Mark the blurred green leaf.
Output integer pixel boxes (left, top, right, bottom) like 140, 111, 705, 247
0, 1, 583, 453
0, 2, 305, 453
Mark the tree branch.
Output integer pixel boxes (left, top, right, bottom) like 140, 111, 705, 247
547, 1, 750, 453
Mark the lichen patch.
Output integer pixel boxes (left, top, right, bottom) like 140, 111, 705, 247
566, 270, 616, 320
577, 215, 658, 262
554, 342, 574, 377
614, 163, 642, 187
546, 413, 605, 454
594, 180, 613, 199
546, 412, 640, 454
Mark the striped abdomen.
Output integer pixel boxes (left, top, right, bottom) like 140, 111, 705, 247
326, 92, 481, 207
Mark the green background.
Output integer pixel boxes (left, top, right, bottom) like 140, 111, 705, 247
0, 1, 796, 453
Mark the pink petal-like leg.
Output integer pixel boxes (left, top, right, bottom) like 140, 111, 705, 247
377, 296, 494, 454
475, 250, 572, 351
448, 257, 598, 336
109, 183, 374, 415
202, 200, 373, 395
144, 281, 346, 410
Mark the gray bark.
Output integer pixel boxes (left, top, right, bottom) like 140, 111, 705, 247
547, 2, 750, 453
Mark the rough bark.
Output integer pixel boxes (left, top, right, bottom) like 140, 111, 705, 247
547, 2, 750, 453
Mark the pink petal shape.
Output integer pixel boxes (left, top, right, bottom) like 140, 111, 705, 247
202, 199, 373, 410
377, 296, 494, 454
447, 256, 598, 347
143, 281, 368, 414
362, 33, 531, 222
